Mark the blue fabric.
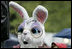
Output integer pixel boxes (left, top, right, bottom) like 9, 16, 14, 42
53, 28, 71, 39
3, 33, 19, 48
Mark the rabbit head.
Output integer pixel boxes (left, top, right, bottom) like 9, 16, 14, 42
9, 1, 48, 48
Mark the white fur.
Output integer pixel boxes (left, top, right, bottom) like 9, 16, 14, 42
9, 1, 48, 48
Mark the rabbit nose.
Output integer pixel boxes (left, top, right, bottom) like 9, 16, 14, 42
23, 29, 29, 35
24, 33, 27, 35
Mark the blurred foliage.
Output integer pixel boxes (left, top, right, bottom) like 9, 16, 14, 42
9, 1, 71, 34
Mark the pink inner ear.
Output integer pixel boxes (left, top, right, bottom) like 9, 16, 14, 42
12, 6, 24, 18
37, 11, 46, 24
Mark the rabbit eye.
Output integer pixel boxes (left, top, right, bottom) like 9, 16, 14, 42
18, 28, 23, 33
31, 27, 40, 34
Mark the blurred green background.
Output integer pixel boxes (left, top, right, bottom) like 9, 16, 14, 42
9, 1, 71, 34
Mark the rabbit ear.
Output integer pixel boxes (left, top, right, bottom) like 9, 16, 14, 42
9, 1, 29, 20
33, 5, 48, 24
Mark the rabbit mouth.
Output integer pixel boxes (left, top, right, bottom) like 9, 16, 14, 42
23, 39, 29, 44
23, 41, 28, 44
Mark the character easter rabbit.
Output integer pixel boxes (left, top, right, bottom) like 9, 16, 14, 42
9, 1, 48, 48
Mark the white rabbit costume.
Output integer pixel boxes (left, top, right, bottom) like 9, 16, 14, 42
9, 1, 48, 48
